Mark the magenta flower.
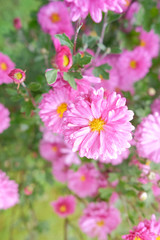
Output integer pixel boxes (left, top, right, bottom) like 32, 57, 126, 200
0, 103, 10, 134
135, 112, 160, 163
51, 195, 76, 218
79, 201, 121, 240
37, 1, 74, 38
65, 0, 127, 23
118, 47, 152, 84
13, 17, 22, 30
55, 46, 73, 72
8, 68, 26, 88
39, 87, 70, 133
63, 88, 134, 160
0, 52, 15, 85
67, 163, 107, 198
0, 170, 19, 210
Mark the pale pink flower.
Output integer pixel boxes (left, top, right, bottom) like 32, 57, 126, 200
118, 47, 152, 84
137, 27, 159, 58
0, 170, 19, 210
152, 174, 160, 198
67, 163, 107, 198
13, 17, 22, 30
52, 159, 70, 183
39, 87, 70, 133
37, 1, 73, 37
135, 112, 160, 163
55, 46, 72, 72
63, 88, 134, 160
79, 201, 121, 240
51, 195, 76, 218
65, 0, 126, 23
100, 148, 129, 165
39, 139, 62, 162
0, 103, 10, 134
151, 98, 160, 115
0, 52, 15, 85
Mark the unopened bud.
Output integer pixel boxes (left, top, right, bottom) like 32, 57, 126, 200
148, 88, 156, 96
138, 191, 147, 201
148, 171, 156, 181
13, 17, 22, 30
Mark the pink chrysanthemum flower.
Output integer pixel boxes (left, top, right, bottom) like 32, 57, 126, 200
67, 163, 107, 198
63, 88, 134, 160
79, 201, 121, 240
137, 27, 159, 59
37, 1, 74, 37
151, 98, 160, 115
0, 103, 10, 134
39, 139, 62, 162
52, 159, 70, 183
135, 112, 160, 163
100, 148, 129, 165
8, 68, 26, 89
0, 170, 19, 210
0, 52, 15, 85
55, 46, 73, 72
39, 87, 70, 134
51, 195, 76, 218
65, 0, 126, 23
118, 47, 152, 84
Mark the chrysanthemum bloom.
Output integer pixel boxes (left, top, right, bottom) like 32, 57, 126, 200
100, 148, 129, 165
0, 170, 19, 210
63, 88, 134, 160
39, 139, 62, 162
67, 163, 107, 198
135, 112, 160, 163
8, 68, 26, 88
118, 47, 152, 84
0, 103, 10, 134
51, 195, 76, 218
151, 98, 160, 115
136, 27, 159, 59
0, 52, 15, 85
37, 1, 73, 37
79, 201, 121, 240
13, 17, 22, 30
52, 159, 70, 183
39, 87, 70, 133
65, 0, 127, 23
55, 46, 72, 72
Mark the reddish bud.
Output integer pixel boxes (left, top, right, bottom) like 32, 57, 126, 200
13, 18, 22, 30
9, 68, 26, 88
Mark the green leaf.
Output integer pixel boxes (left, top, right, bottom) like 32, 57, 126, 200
99, 188, 113, 200
72, 53, 92, 70
6, 87, 17, 96
93, 64, 110, 80
54, 34, 73, 49
45, 69, 58, 85
82, 34, 99, 48
110, 47, 122, 54
69, 71, 83, 79
29, 82, 41, 91
107, 11, 121, 24
63, 72, 77, 89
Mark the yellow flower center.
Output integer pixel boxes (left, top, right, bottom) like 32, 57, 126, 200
145, 160, 151, 165
59, 205, 67, 213
80, 175, 86, 182
14, 72, 23, 80
50, 13, 60, 23
63, 55, 69, 67
124, 0, 130, 7
156, 236, 160, 240
130, 60, 137, 69
0, 62, 7, 71
99, 74, 104, 81
134, 237, 141, 240
140, 40, 146, 47
89, 118, 105, 132
52, 146, 58, 152
97, 220, 105, 227
56, 103, 67, 118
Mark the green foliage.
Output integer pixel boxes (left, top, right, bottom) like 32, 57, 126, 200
45, 69, 58, 85
55, 33, 74, 49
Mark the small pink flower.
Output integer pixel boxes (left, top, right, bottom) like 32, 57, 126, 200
24, 185, 33, 196
151, 98, 160, 115
13, 18, 22, 30
52, 159, 70, 183
39, 87, 70, 133
0, 103, 10, 134
8, 68, 26, 88
63, 88, 134, 160
0, 52, 15, 85
55, 46, 72, 72
135, 112, 160, 163
0, 170, 19, 210
79, 201, 121, 240
39, 139, 62, 162
37, 1, 74, 38
67, 163, 107, 198
51, 195, 76, 218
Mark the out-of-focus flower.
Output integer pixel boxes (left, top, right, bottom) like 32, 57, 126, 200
55, 46, 72, 72
0, 103, 10, 134
100, 148, 130, 165
8, 68, 26, 89
51, 195, 76, 218
24, 185, 34, 196
79, 201, 121, 240
13, 17, 22, 30
0, 170, 19, 210
0, 52, 15, 85
52, 159, 70, 183
151, 98, 160, 115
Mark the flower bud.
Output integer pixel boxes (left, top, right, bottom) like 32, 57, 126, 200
148, 87, 156, 96
138, 191, 147, 201
55, 46, 72, 72
13, 18, 22, 30
148, 171, 156, 181
8, 68, 26, 88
